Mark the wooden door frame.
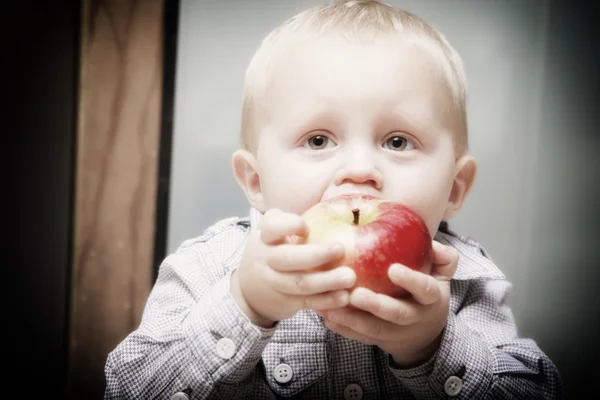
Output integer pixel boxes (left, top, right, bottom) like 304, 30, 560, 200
67, 0, 177, 397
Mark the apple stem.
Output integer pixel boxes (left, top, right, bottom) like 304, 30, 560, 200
352, 208, 360, 225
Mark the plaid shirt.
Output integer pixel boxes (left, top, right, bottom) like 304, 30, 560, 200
104, 208, 562, 399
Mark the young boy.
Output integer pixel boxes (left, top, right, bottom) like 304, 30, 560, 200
105, 1, 562, 398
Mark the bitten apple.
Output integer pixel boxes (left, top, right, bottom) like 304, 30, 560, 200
300, 194, 433, 299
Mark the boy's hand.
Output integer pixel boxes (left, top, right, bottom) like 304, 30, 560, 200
317, 241, 458, 368
231, 208, 356, 327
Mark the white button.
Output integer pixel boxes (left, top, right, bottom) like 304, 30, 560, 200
273, 363, 293, 384
216, 337, 236, 359
343, 383, 363, 400
444, 376, 463, 396
170, 392, 189, 400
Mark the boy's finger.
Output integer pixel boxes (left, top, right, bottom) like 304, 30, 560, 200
267, 242, 345, 271
388, 264, 441, 305
287, 290, 351, 311
259, 209, 308, 245
276, 266, 356, 295
349, 287, 420, 325
430, 241, 459, 281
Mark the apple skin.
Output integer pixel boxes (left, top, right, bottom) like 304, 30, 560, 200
300, 194, 433, 299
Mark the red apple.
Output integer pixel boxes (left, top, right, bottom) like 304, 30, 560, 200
299, 194, 433, 299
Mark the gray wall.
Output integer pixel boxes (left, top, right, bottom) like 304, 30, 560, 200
166, 0, 599, 395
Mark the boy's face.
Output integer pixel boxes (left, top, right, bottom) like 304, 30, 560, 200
234, 34, 476, 237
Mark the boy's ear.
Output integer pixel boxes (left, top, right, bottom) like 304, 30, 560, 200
232, 149, 266, 212
443, 155, 477, 220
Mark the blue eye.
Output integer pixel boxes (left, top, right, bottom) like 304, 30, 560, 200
304, 135, 334, 150
383, 136, 414, 151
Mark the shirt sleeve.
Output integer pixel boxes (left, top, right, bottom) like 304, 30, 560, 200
103, 240, 277, 400
388, 278, 563, 399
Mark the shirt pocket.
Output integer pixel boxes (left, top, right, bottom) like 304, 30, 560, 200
261, 340, 328, 397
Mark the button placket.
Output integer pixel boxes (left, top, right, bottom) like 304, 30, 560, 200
170, 391, 190, 400
343, 383, 363, 400
273, 363, 293, 384
216, 337, 236, 359
444, 375, 463, 396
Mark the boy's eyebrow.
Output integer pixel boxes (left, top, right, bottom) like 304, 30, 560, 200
387, 105, 445, 135
278, 108, 342, 133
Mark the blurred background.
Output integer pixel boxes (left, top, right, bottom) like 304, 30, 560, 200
7, 0, 599, 398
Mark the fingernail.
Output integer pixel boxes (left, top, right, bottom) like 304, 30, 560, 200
389, 264, 404, 279
331, 243, 345, 257
351, 289, 368, 308
342, 273, 355, 287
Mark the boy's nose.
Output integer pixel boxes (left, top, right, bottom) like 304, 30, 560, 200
333, 150, 383, 189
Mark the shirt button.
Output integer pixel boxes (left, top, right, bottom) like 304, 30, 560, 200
273, 363, 293, 384
216, 337, 236, 359
444, 376, 463, 396
170, 392, 190, 400
343, 383, 363, 400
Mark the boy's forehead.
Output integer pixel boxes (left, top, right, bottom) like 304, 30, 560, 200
264, 34, 449, 114
268, 33, 443, 90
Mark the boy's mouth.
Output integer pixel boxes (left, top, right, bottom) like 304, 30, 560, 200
321, 187, 382, 202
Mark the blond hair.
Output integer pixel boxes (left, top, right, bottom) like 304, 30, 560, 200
240, 0, 469, 154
